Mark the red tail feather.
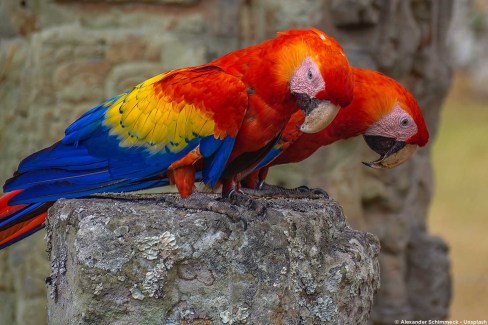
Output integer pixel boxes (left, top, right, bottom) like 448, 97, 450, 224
0, 190, 50, 249
0, 212, 47, 247
0, 190, 27, 219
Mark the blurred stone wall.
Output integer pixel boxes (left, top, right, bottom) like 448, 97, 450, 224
448, 0, 488, 98
0, 0, 453, 324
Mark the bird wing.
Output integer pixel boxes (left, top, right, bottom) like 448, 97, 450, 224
5, 65, 248, 203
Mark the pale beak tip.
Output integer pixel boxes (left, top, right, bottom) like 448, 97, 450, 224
299, 101, 340, 134
362, 160, 383, 169
362, 161, 372, 168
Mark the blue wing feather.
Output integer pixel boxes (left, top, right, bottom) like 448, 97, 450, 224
200, 136, 224, 158
63, 93, 127, 144
254, 145, 283, 170
202, 136, 236, 188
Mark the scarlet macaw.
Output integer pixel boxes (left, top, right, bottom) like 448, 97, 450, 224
240, 67, 430, 191
0, 28, 354, 249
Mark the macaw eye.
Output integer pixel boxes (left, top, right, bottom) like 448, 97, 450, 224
307, 69, 313, 80
399, 116, 411, 128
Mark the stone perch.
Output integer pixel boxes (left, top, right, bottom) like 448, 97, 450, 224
45, 193, 380, 324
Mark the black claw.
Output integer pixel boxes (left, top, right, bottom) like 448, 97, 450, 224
240, 217, 248, 231
225, 190, 249, 207
227, 188, 245, 199
312, 188, 329, 198
296, 186, 328, 198
296, 185, 311, 193
223, 188, 244, 199
289, 185, 328, 198
227, 189, 237, 198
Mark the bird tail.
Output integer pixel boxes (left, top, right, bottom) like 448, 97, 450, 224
0, 190, 52, 250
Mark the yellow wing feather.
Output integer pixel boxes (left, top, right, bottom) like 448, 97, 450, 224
104, 90, 218, 153
103, 66, 248, 155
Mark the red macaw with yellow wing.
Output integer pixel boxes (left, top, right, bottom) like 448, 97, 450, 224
0, 28, 354, 249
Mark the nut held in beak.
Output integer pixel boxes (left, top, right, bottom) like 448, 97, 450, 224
299, 100, 340, 134
363, 143, 417, 169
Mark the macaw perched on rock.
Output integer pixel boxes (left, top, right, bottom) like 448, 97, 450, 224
241, 67, 429, 194
0, 28, 354, 249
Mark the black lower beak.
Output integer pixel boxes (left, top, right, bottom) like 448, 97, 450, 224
363, 135, 406, 157
362, 135, 415, 169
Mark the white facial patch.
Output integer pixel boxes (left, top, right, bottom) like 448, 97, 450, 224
365, 104, 418, 142
289, 57, 325, 97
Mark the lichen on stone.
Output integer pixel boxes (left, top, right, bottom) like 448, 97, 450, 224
129, 285, 145, 301
219, 305, 249, 324
141, 262, 167, 298
129, 232, 180, 299
93, 283, 103, 296
135, 231, 179, 261
312, 295, 337, 322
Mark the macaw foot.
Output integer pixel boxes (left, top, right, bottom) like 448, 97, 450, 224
225, 189, 267, 214
293, 185, 329, 198
162, 191, 251, 229
218, 189, 267, 229
242, 182, 329, 199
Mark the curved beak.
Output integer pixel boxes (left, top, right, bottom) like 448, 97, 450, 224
362, 135, 417, 169
294, 93, 341, 134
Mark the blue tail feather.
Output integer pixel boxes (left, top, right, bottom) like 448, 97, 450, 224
18, 143, 96, 173
0, 203, 45, 228
5, 168, 112, 192
9, 180, 125, 204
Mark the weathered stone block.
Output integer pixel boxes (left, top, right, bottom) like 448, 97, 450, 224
46, 194, 380, 324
